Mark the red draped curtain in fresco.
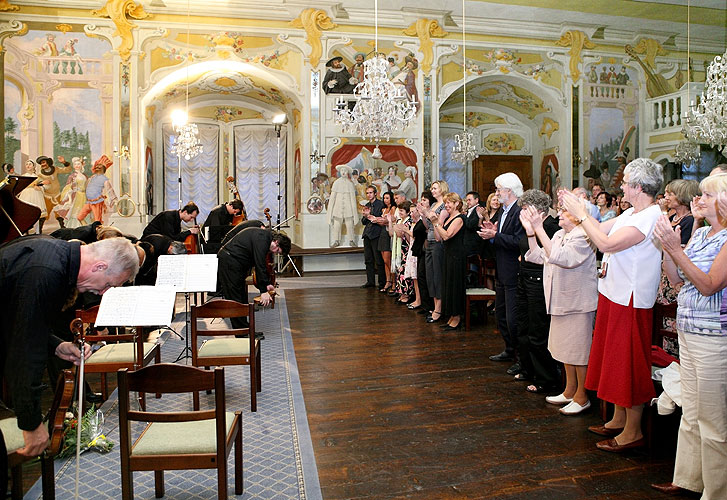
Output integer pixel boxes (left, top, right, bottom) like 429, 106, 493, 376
329, 144, 417, 176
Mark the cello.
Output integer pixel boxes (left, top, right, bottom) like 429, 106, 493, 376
226, 176, 246, 225
252, 208, 277, 308
184, 216, 202, 254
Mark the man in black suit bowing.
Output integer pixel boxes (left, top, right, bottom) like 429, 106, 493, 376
478, 173, 525, 373
361, 185, 386, 288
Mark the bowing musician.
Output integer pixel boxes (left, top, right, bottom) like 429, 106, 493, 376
0, 236, 139, 492
217, 227, 291, 328
201, 199, 244, 254
142, 202, 199, 241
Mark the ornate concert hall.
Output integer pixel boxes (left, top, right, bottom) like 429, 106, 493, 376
1, 0, 726, 498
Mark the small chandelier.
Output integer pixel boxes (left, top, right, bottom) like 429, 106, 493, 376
674, 138, 701, 164
451, 0, 477, 165
683, 48, 727, 152
171, 122, 202, 160
332, 0, 417, 142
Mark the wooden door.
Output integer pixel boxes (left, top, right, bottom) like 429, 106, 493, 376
472, 155, 533, 199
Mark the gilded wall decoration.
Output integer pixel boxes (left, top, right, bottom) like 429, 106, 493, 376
474, 81, 549, 119
212, 106, 263, 122
402, 19, 447, 74
440, 111, 505, 127
555, 30, 596, 82
55, 24, 73, 34
91, 0, 150, 63
0, 0, 19, 12
289, 8, 336, 68
539, 117, 559, 140
484, 133, 524, 154
631, 38, 667, 70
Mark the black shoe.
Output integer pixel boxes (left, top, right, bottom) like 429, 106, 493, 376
426, 314, 442, 323
489, 351, 515, 362
506, 362, 522, 376
86, 392, 104, 404
360, 283, 376, 288
441, 324, 462, 332
387, 290, 399, 297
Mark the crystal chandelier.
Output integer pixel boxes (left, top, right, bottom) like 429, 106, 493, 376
171, 122, 202, 160
332, 0, 417, 143
683, 48, 727, 152
674, 138, 701, 163
451, 0, 477, 164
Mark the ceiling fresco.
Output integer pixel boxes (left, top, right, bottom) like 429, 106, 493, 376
443, 80, 550, 121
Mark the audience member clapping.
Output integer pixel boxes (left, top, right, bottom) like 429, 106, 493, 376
652, 173, 727, 497
521, 195, 598, 414
560, 158, 663, 452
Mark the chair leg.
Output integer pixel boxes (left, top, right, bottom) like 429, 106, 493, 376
101, 373, 108, 400
10, 464, 22, 500
465, 297, 471, 331
121, 468, 134, 500
41, 454, 56, 500
217, 455, 228, 500
193, 390, 200, 411
256, 348, 262, 392
250, 364, 257, 413
235, 423, 243, 495
155, 348, 162, 398
154, 470, 165, 498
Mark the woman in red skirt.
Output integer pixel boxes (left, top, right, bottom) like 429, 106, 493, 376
561, 158, 663, 452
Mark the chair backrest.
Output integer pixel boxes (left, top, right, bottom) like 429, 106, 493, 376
191, 299, 254, 338
652, 301, 678, 355
117, 364, 227, 463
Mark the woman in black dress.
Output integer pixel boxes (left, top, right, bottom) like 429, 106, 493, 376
428, 192, 466, 331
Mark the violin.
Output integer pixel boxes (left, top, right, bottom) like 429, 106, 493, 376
184, 217, 202, 254
226, 176, 246, 225
47, 369, 75, 457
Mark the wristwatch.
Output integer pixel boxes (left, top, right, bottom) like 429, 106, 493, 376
577, 214, 588, 225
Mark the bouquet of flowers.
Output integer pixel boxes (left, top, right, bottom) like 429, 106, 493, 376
58, 404, 114, 459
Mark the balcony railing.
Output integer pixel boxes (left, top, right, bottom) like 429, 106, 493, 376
37, 56, 105, 79
646, 83, 703, 132
584, 82, 638, 103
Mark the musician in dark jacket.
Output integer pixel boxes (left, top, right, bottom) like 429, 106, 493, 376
220, 219, 266, 247
217, 228, 291, 328
201, 199, 244, 254
0, 236, 138, 492
141, 202, 199, 241
135, 234, 187, 285
361, 185, 386, 288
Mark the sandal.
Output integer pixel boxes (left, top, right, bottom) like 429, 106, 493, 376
379, 281, 392, 293
526, 384, 557, 394
513, 373, 531, 381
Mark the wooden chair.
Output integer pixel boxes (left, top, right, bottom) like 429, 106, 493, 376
73, 305, 161, 408
464, 287, 496, 330
118, 364, 242, 500
191, 299, 261, 412
652, 301, 679, 356
2, 370, 74, 500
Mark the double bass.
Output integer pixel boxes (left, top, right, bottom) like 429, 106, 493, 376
226, 176, 246, 225
184, 216, 202, 254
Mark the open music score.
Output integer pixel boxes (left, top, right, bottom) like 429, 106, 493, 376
156, 254, 218, 292
95, 286, 177, 327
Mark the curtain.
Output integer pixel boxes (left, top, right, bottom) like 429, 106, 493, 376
330, 144, 417, 172
233, 125, 286, 223
163, 123, 219, 221
438, 134, 466, 196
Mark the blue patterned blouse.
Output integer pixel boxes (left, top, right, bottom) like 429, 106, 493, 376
676, 226, 727, 336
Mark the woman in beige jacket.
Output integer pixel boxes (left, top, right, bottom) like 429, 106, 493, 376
520, 202, 598, 415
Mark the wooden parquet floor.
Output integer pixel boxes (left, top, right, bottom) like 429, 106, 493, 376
287, 284, 688, 500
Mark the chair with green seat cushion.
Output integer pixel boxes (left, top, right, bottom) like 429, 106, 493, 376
191, 299, 261, 412
2, 370, 74, 500
118, 363, 242, 500
74, 305, 161, 408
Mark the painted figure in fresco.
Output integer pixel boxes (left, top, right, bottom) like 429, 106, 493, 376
323, 56, 356, 94
599, 66, 609, 84
387, 57, 399, 79
616, 66, 630, 85
36, 155, 72, 227
399, 166, 418, 202
55, 156, 90, 229
34, 33, 58, 57
587, 66, 598, 83
17, 160, 47, 234
328, 164, 358, 247
541, 163, 554, 201
349, 52, 366, 85
77, 155, 117, 223
58, 38, 82, 75
392, 55, 420, 111
383, 165, 402, 192
608, 66, 618, 84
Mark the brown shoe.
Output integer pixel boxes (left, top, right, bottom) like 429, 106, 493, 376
588, 424, 624, 436
650, 482, 685, 494
596, 437, 645, 452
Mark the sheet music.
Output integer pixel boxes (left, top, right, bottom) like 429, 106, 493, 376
95, 286, 177, 326
156, 254, 218, 291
